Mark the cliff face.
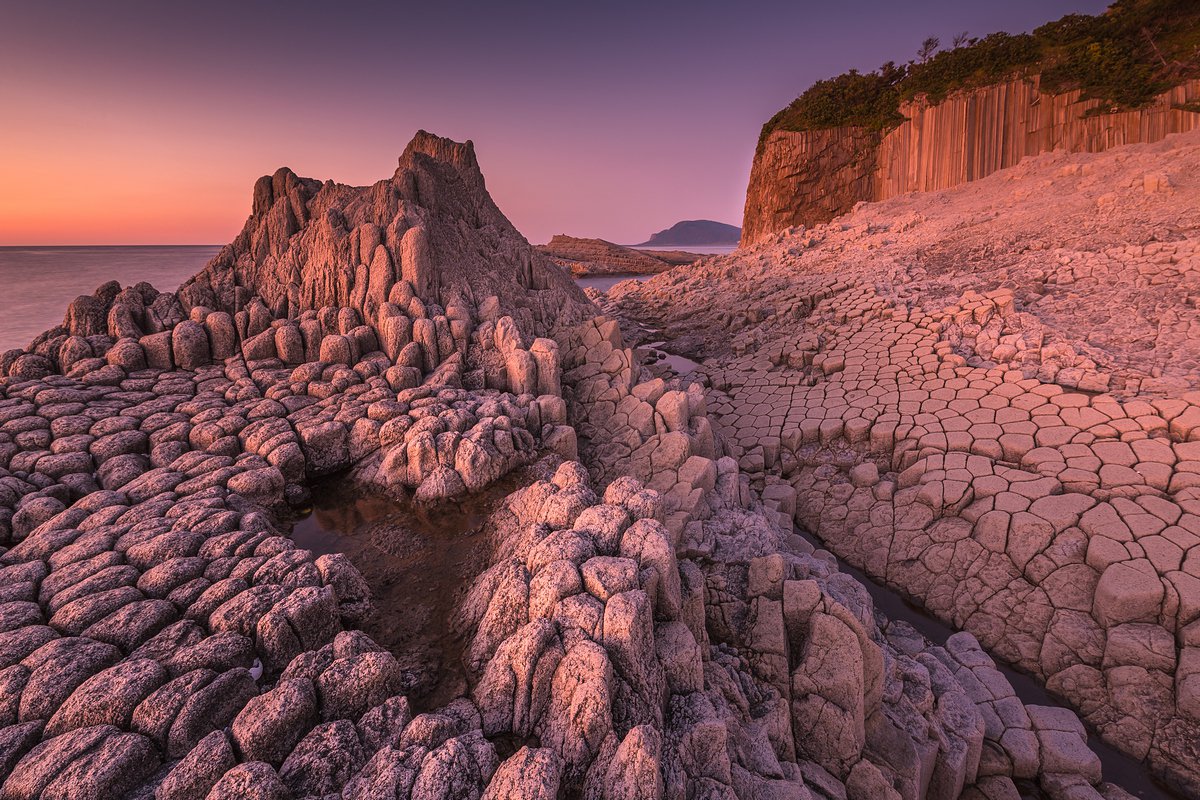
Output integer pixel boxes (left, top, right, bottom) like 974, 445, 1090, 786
742, 127, 880, 246
743, 77, 1200, 245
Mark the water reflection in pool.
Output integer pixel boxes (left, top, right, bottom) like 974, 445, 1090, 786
642, 340, 701, 376
574, 273, 651, 292
290, 478, 508, 710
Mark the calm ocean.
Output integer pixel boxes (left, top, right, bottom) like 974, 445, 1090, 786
0, 245, 220, 351
0, 242, 736, 351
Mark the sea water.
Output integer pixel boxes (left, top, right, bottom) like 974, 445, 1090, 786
0, 245, 219, 350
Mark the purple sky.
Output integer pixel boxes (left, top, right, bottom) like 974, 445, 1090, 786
0, 0, 1109, 246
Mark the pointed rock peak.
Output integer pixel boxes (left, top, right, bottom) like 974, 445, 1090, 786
398, 130, 480, 176
251, 166, 317, 217
180, 128, 590, 335
393, 130, 500, 230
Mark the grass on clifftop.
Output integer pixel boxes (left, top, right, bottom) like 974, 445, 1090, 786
762, 0, 1200, 141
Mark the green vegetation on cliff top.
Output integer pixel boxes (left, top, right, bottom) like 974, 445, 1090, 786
762, 0, 1200, 141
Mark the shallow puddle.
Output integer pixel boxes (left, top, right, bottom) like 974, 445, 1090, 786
642, 340, 702, 376
575, 273, 651, 292
290, 477, 517, 711
793, 525, 1184, 799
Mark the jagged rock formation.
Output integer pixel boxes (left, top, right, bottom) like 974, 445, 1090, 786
0, 131, 1139, 799
181, 130, 591, 335
743, 77, 1200, 244
610, 130, 1200, 795
1, 132, 592, 504
637, 220, 741, 247
536, 235, 674, 277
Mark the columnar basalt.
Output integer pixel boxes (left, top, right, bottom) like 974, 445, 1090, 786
613, 131, 1200, 795
743, 78, 1200, 244
0, 133, 1134, 799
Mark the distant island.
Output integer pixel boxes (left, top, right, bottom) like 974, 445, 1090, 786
635, 219, 740, 247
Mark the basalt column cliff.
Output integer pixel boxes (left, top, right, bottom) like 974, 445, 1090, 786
743, 77, 1200, 245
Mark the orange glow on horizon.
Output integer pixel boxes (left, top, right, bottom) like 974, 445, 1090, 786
1, 0, 1106, 247
0, 89, 249, 245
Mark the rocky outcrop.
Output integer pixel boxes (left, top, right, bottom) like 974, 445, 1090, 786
1, 133, 592, 502
0, 129, 1140, 799
184, 131, 590, 329
537, 235, 675, 277
612, 130, 1200, 794
5, 130, 591, 384
743, 77, 1200, 244
457, 324, 1121, 800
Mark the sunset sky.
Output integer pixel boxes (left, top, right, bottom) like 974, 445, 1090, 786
1, 0, 1107, 247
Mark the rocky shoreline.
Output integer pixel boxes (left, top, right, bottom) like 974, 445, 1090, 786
0, 131, 1166, 799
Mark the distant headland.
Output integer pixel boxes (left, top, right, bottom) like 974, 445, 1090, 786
634, 219, 741, 247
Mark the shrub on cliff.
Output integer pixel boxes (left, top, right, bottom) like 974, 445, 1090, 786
762, 64, 906, 136
899, 32, 1042, 104
763, 0, 1200, 140
1038, 0, 1198, 111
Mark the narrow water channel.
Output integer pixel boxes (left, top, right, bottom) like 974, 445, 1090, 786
575, 273, 650, 292
792, 525, 1184, 800
289, 477, 515, 711
641, 339, 701, 376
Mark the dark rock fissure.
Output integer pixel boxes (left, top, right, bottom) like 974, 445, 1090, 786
288, 474, 529, 712
794, 523, 1184, 800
